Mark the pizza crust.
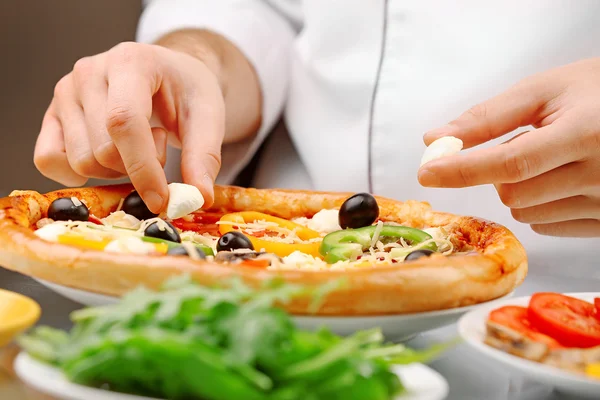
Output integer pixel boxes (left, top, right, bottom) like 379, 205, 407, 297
0, 183, 528, 316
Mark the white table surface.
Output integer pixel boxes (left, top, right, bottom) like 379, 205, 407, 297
1, 248, 598, 400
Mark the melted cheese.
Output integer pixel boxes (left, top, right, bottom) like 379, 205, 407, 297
105, 237, 155, 254
34, 223, 69, 241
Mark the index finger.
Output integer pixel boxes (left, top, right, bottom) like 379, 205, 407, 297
106, 62, 167, 213
423, 75, 558, 149
418, 120, 584, 187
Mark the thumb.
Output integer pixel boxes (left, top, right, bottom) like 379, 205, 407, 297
423, 79, 549, 149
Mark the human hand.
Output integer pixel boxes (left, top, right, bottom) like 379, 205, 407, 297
418, 58, 600, 237
34, 40, 228, 213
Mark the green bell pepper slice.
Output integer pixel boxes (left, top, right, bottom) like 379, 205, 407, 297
319, 225, 436, 263
141, 236, 214, 256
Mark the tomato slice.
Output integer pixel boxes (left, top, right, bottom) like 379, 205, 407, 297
171, 211, 224, 236
488, 306, 563, 348
595, 298, 600, 322
240, 259, 270, 268
528, 293, 600, 348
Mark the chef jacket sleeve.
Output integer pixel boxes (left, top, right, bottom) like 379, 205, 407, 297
136, 0, 297, 184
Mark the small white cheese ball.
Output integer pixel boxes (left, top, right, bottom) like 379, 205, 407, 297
104, 237, 155, 254
420, 136, 463, 167
34, 223, 68, 242
166, 183, 205, 220
306, 209, 341, 234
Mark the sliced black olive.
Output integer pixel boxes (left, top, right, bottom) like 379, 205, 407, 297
338, 192, 379, 229
122, 190, 158, 220
48, 197, 89, 222
405, 249, 435, 261
144, 220, 181, 243
167, 245, 206, 259
215, 251, 270, 263
216, 231, 254, 252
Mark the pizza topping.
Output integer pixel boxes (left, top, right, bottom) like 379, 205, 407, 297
319, 224, 436, 263
214, 250, 280, 266
167, 243, 207, 259
70, 197, 83, 207
48, 197, 89, 222
121, 190, 158, 221
338, 192, 379, 229
101, 210, 141, 229
420, 136, 463, 166
293, 209, 341, 235
218, 212, 323, 258
105, 236, 165, 254
216, 231, 254, 252
34, 223, 69, 242
143, 219, 181, 243
165, 183, 205, 220
141, 235, 213, 256
405, 249, 435, 261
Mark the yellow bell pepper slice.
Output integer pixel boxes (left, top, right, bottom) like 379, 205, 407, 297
586, 363, 600, 379
218, 211, 323, 258
58, 233, 168, 254
58, 233, 112, 251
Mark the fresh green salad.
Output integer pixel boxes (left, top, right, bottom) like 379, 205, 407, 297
18, 276, 453, 400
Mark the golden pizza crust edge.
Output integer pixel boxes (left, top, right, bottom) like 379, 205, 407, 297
0, 184, 528, 315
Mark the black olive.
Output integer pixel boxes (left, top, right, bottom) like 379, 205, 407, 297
338, 192, 379, 229
48, 197, 89, 222
405, 249, 435, 261
215, 251, 270, 263
122, 190, 158, 220
167, 245, 206, 259
144, 220, 181, 243
216, 231, 254, 252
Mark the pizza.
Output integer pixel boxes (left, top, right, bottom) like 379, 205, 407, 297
0, 183, 527, 315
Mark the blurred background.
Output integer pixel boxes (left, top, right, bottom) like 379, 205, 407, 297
0, 0, 142, 197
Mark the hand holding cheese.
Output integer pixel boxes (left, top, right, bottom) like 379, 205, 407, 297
418, 58, 600, 237
33, 30, 262, 214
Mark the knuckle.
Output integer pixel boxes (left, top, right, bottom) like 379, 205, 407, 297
503, 152, 532, 182
496, 183, 520, 208
106, 105, 135, 135
205, 147, 222, 172
93, 141, 120, 167
465, 103, 488, 119
110, 41, 149, 65
70, 152, 98, 176
72, 57, 95, 80
457, 166, 474, 186
53, 75, 71, 98
510, 207, 529, 223
33, 149, 56, 172
124, 157, 147, 179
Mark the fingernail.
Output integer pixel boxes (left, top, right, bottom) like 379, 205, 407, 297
424, 124, 458, 143
418, 168, 441, 187
143, 190, 164, 213
202, 174, 215, 203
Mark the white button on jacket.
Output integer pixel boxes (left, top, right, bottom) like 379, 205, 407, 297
138, 0, 600, 277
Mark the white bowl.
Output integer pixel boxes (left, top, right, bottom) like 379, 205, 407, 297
458, 292, 600, 399
14, 352, 449, 400
35, 278, 513, 341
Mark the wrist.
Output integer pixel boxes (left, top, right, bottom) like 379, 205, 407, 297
154, 28, 262, 143
154, 28, 226, 90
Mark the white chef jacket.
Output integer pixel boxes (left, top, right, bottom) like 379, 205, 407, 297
137, 0, 600, 278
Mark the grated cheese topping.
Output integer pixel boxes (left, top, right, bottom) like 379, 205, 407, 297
34, 199, 459, 267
